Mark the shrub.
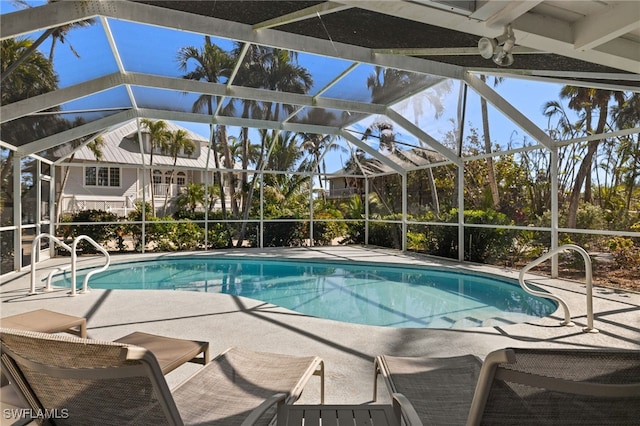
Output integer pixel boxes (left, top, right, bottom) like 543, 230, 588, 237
62, 209, 120, 253
167, 220, 204, 251
310, 206, 347, 246
425, 209, 514, 263
207, 223, 233, 249
368, 214, 405, 249
407, 231, 427, 251
125, 202, 157, 251
607, 237, 640, 270
261, 216, 305, 247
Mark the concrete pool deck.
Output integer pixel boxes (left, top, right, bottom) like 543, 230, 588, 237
1, 245, 639, 408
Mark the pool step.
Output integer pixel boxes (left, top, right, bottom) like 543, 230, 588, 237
451, 316, 484, 328
435, 311, 532, 329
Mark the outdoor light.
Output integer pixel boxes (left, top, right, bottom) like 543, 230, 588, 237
478, 24, 515, 67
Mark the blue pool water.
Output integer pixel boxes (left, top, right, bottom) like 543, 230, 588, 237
53, 257, 556, 328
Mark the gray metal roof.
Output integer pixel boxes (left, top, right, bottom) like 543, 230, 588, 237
61, 119, 215, 169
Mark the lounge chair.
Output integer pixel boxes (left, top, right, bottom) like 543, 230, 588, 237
1, 328, 324, 426
375, 347, 640, 426
1, 309, 210, 375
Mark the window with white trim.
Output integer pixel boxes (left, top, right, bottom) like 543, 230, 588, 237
153, 170, 163, 184
85, 167, 120, 187
176, 172, 186, 186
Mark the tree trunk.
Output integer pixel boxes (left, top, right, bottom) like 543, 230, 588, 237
427, 168, 440, 215
148, 141, 156, 216
566, 102, 608, 228
55, 153, 75, 222
162, 166, 176, 217
241, 126, 249, 209
219, 125, 238, 217
210, 125, 232, 247
480, 75, 500, 209
236, 130, 271, 247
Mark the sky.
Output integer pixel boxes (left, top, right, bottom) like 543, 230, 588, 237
2, 1, 575, 178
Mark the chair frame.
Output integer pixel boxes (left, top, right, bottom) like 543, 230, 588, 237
1, 328, 324, 426
375, 347, 640, 426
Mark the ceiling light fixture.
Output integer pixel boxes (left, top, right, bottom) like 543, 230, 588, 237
478, 24, 516, 67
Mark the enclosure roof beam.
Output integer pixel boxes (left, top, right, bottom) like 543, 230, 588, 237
384, 109, 461, 166
464, 72, 554, 149
2, 71, 387, 124
18, 110, 136, 157
0, 73, 124, 124
2, 0, 465, 80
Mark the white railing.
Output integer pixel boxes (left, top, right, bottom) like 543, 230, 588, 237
328, 187, 363, 198
518, 244, 598, 333
61, 196, 135, 217
153, 183, 174, 197
29, 233, 110, 297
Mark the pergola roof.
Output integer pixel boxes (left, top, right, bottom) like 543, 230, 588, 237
2, 0, 639, 175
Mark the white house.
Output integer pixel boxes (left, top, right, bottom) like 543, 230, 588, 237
56, 119, 225, 217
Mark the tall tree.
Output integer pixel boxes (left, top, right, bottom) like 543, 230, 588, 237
611, 93, 640, 211
1, 38, 58, 216
558, 87, 625, 228
139, 119, 169, 214
11, 0, 95, 62
261, 130, 311, 212
55, 135, 104, 222
177, 36, 235, 244
230, 42, 269, 212
300, 132, 334, 198
162, 129, 195, 216
364, 66, 445, 213
479, 75, 503, 209
235, 47, 313, 246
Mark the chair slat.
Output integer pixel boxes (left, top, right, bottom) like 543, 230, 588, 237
320, 408, 338, 426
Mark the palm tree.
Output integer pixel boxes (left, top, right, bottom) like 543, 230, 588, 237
362, 67, 451, 213
177, 36, 235, 244
297, 109, 346, 199
235, 47, 313, 246
1, 38, 57, 105
479, 75, 503, 209
299, 132, 337, 198
139, 119, 169, 214
11, 1, 95, 62
405, 78, 452, 215
215, 125, 239, 217
55, 135, 105, 222
261, 130, 311, 210
361, 119, 398, 154
230, 42, 270, 211
162, 129, 195, 216
611, 93, 640, 211
1, 38, 58, 216
177, 183, 205, 214
557, 87, 625, 228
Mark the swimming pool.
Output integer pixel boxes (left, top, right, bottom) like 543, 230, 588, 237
53, 257, 556, 328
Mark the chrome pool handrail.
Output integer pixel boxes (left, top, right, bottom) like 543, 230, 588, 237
70, 235, 111, 296
518, 244, 598, 333
29, 233, 110, 297
29, 233, 72, 295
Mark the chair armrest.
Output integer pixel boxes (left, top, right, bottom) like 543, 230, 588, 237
241, 392, 287, 426
392, 393, 424, 426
